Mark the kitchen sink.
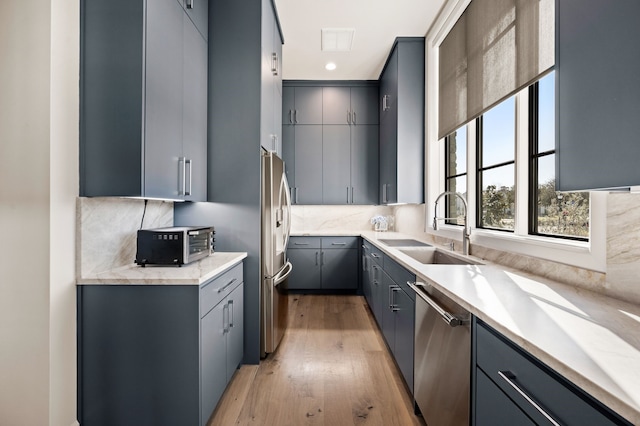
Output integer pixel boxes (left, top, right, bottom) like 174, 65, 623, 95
398, 248, 481, 265
378, 238, 432, 247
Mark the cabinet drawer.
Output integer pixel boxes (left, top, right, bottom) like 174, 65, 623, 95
288, 236, 321, 249
369, 244, 384, 265
321, 236, 358, 249
200, 263, 243, 317
383, 255, 415, 300
476, 320, 629, 426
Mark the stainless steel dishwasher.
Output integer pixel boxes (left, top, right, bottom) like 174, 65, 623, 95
410, 280, 470, 426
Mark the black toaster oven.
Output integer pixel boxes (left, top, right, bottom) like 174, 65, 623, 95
135, 226, 215, 266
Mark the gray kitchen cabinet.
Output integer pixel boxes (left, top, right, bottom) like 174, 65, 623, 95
351, 125, 379, 205
322, 86, 379, 125
378, 37, 424, 204
556, 0, 640, 191
287, 237, 359, 291
362, 241, 373, 305
283, 86, 323, 125
292, 125, 323, 204
78, 262, 244, 426
322, 125, 352, 204
260, 0, 284, 155
473, 318, 631, 426
284, 81, 379, 205
80, 0, 207, 201
282, 124, 295, 193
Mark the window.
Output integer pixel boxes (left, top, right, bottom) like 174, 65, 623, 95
477, 97, 516, 231
442, 72, 590, 242
445, 126, 467, 225
530, 72, 589, 240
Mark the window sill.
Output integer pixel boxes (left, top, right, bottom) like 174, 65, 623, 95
428, 224, 604, 272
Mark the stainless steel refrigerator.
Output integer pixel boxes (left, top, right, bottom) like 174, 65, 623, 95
261, 150, 293, 357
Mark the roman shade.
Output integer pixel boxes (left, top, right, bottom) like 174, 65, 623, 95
439, 0, 554, 139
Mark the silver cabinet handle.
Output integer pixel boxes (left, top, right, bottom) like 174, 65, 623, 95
217, 278, 238, 294
331, 242, 346, 246
271, 52, 278, 75
413, 282, 468, 327
294, 110, 298, 124
223, 303, 229, 333
179, 157, 186, 196
382, 95, 390, 111
371, 253, 381, 259
320, 251, 324, 265
295, 187, 299, 203
347, 110, 351, 124
186, 0, 194, 9
228, 300, 235, 328
347, 186, 350, 203
185, 158, 192, 196
315, 251, 319, 266
353, 111, 356, 124
391, 286, 401, 311
289, 110, 293, 124
294, 242, 310, 245
382, 183, 387, 203
498, 371, 560, 426
350, 187, 354, 204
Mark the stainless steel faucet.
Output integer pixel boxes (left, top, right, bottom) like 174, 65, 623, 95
433, 191, 471, 255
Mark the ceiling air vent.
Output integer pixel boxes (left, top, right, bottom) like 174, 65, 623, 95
321, 28, 355, 51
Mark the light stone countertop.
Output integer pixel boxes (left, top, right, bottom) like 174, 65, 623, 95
76, 252, 247, 285
292, 230, 640, 423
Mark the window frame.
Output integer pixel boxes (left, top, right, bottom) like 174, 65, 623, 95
444, 130, 468, 225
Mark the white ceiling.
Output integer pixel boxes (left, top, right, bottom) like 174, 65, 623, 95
273, 0, 447, 81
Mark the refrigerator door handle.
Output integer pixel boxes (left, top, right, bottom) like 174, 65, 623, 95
273, 261, 293, 287
281, 172, 292, 254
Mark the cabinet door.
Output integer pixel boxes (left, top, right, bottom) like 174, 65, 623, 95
394, 288, 414, 392
282, 86, 295, 124
294, 87, 323, 124
379, 48, 397, 126
351, 86, 379, 125
183, 0, 208, 41
322, 87, 351, 124
380, 271, 396, 350
351, 125, 379, 205
321, 249, 358, 290
287, 249, 322, 290
201, 300, 227, 426
145, 0, 184, 199
475, 369, 536, 426
294, 125, 323, 204
182, 13, 207, 201
362, 253, 373, 305
226, 283, 244, 382
557, 0, 640, 190
370, 264, 384, 325
260, 0, 276, 152
322, 125, 351, 204
379, 107, 397, 204
282, 124, 295, 192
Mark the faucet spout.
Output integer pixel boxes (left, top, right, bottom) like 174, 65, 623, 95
433, 191, 471, 255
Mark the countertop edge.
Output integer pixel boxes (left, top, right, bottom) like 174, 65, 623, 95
77, 252, 248, 285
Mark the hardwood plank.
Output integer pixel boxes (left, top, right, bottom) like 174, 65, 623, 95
208, 294, 425, 426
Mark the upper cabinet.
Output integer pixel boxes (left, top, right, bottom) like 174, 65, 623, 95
282, 87, 323, 125
260, 0, 284, 155
322, 86, 379, 125
379, 37, 425, 204
556, 0, 640, 191
282, 82, 380, 205
80, 0, 207, 201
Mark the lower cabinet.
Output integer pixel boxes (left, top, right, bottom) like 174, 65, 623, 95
288, 236, 358, 291
78, 262, 244, 426
473, 318, 631, 426
361, 238, 415, 393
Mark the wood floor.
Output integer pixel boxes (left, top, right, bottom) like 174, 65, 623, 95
207, 294, 425, 426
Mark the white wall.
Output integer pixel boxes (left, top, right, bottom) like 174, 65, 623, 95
0, 0, 79, 424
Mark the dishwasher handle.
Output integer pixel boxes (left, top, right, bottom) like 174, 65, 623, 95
413, 281, 468, 327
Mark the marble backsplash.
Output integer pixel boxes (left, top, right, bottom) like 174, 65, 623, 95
291, 205, 394, 234
76, 197, 173, 277
606, 193, 640, 303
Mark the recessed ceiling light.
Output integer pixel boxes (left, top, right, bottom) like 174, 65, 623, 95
325, 62, 337, 71
321, 28, 355, 52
